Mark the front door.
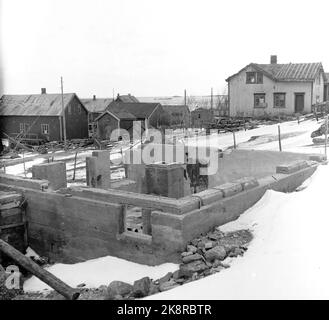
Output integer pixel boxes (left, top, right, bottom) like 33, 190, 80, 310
295, 93, 305, 113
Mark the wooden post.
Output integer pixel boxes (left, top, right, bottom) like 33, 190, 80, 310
325, 115, 328, 157
233, 130, 236, 149
72, 150, 78, 181
0, 239, 80, 300
278, 125, 282, 152
22, 149, 26, 177
61, 77, 67, 149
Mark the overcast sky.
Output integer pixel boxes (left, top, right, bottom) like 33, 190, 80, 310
0, 0, 328, 98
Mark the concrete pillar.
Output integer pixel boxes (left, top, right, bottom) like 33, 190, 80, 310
86, 150, 111, 189
145, 162, 186, 199
142, 208, 152, 235
32, 162, 67, 190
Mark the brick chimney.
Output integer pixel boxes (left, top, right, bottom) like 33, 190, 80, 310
41, 88, 46, 94
270, 55, 277, 64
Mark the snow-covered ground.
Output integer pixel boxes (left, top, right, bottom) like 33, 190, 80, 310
23, 256, 178, 293
183, 118, 324, 155
147, 163, 329, 299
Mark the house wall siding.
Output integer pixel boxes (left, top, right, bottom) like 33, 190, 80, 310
97, 113, 120, 140
0, 115, 61, 141
191, 109, 214, 127
229, 65, 314, 117
64, 96, 88, 139
148, 105, 167, 128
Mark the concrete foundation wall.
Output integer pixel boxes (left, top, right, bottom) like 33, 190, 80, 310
0, 156, 323, 266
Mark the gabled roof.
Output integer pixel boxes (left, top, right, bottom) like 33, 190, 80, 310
226, 62, 324, 82
107, 101, 161, 119
162, 105, 190, 114
80, 98, 113, 113
116, 94, 139, 103
0, 93, 79, 116
95, 109, 137, 122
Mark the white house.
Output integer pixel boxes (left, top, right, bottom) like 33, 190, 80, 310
226, 55, 325, 118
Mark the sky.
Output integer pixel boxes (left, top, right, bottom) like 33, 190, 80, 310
0, 0, 328, 98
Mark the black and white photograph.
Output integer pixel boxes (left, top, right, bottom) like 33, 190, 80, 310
1, 0, 329, 306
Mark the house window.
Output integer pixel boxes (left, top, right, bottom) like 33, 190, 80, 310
41, 124, 49, 135
198, 114, 201, 119
77, 105, 81, 114
68, 105, 72, 115
254, 93, 266, 108
246, 72, 263, 84
274, 93, 286, 108
19, 123, 24, 133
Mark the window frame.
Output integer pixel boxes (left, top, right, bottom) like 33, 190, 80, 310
19, 123, 24, 133
246, 72, 263, 84
41, 123, 50, 135
254, 93, 266, 108
273, 93, 286, 108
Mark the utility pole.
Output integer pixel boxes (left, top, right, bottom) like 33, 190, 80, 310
325, 115, 328, 157
211, 87, 213, 110
61, 77, 67, 149
184, 89, 187, 106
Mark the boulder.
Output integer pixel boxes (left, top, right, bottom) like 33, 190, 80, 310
132, 277, 151, 298
179, 260, 209, 278
149, 282, 160, 295
186, 245, 197, 253
228, 247, 245, 257
159, 280, 180, 292
157, 272, 173, 285
205, 246, 227, 262
182, 253, 203, 264
107, 281, 133, 300
204, 242, 213, 250
181, 251, 193, 258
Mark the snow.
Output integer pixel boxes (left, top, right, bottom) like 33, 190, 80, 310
23, 256, 178, 293
183, 118, 324, 155
147, 163, 329, 299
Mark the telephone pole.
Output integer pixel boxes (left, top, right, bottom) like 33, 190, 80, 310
61, 76, 67, 149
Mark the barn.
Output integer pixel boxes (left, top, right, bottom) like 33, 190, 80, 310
0, 89, 88, 143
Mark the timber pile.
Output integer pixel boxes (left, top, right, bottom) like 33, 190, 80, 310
0, 191, 27, 266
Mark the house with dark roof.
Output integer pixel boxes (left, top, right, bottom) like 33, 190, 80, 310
226, 55, 326, 117
162, 105, 191, 128
95, 100, 167, 140
80, 95, 113, 138
115, 94, 139, 103
0, 88, 88, 142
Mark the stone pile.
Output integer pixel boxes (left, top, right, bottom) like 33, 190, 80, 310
105, 228, 253, 300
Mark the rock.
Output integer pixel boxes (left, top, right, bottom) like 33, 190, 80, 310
77, 283, 86, 288
205, 246, 227, 262
181, 251, 193, 258
158, 272, 173, 285
191, 273, 199, 281
149, 282, 160, 295
114, 295, 123, 300
174, 278, 185, 284
132, 277, 151, 298
179, 260, 209, 278
203, 269, 212, 277
204, 242, 213, 250
182, 253, 203, 264
229, 247, 245, 257
107, 281, 133, 300
159, 280, 180, 292
172, 270, 180, 280
186, 245, 197, 253
212, 259, 225, 268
